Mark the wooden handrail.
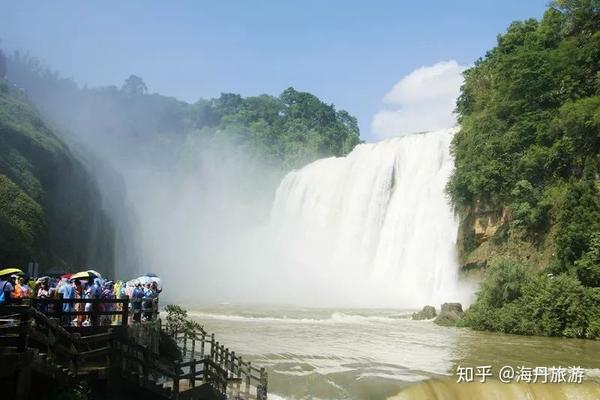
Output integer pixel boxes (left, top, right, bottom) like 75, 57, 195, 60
1, 303, 268, 400
162, 323, 269, 400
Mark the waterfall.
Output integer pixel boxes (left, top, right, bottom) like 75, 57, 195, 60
269, 128, 466, 308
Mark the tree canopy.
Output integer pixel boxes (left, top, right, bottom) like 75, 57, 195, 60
121, 74, 148, 95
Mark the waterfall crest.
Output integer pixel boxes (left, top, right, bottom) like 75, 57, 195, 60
269, 128, 467, 308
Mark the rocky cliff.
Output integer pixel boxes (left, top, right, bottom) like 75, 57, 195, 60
0, 80, 114, 274
457, 200, 556, 276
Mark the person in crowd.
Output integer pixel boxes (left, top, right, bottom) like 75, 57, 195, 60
29, 278, 38, 299
0, 275, 13, 304
59, 279, 76, 325
37, 281, 50, 298
142, 281, 160, 321
9, 275, 22, 303
73, 280, 84, 327
18, 277, 32, 298
100, 281, 115, 325
131, 281, 144, 323
83, 279, 95, 326
36, 280, 50, 313
6, 272, 164, 327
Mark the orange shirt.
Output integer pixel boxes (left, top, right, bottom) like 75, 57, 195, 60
13, 283, 23, 299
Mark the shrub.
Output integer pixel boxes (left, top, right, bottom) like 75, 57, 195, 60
464, 257, 600, 339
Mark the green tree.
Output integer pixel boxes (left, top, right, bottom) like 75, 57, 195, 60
121, 74, 148, 95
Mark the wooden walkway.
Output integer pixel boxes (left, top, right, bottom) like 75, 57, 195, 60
0, 301, 268, 400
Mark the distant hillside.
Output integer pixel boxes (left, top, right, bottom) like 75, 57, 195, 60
7, 55, 361, 171
0, 79, 114, 273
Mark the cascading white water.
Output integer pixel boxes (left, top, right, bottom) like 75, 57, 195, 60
269, 128, 466, 308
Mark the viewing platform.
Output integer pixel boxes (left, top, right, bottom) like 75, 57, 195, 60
0, 298, 268, 400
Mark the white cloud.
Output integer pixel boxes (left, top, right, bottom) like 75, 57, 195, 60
371, 60, 467, 139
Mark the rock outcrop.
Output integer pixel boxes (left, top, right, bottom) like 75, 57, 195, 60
433, 303, 464, 326
412, 305, 437, 320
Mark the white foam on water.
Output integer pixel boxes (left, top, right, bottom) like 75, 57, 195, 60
188, 311, 410, 325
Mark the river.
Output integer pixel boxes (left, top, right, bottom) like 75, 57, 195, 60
188, 304, 600, 399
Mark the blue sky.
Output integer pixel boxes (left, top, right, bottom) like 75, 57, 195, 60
1, 0, 548, 141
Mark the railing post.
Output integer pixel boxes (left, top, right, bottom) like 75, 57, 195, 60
245, 361, 251, 395
225, 348, 230, 377
258, 367, 268, 400
91, 299, 99, 327
210, 333, 215, 360
230, 350, 235, 375
173, 360, 180, 400
191, 333, 196, 357
200, 332, 205, 358
47, 321, 55, 359
236, 355, 242, 397
190, 358, 196, 388
121, 296, 129, 326
56, 293, 64, 324
18, 310, 30, 352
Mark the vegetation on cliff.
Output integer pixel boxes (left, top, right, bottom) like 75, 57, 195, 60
449, 0, 600, 338
0, 80, 114, 272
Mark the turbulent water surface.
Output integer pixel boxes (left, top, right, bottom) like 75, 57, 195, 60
189, 305, 600, 400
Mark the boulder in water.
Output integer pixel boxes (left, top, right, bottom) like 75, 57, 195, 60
433, 302, 464, 326
411, 305, 437, 320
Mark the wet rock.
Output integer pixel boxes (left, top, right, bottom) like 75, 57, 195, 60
434, 302, 464, 326
412, 305, 437, 320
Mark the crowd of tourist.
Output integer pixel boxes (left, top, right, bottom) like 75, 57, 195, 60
0, 271, 162, 326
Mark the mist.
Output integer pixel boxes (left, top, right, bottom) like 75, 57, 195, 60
4, 51, 471, 309
3, 54, 366, 306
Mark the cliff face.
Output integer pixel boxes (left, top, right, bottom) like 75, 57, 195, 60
0, 80, 114, 274
457, 200, 556, 276
447, 2, 600, 282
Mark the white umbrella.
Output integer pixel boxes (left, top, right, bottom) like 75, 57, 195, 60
135, 275, 162, 290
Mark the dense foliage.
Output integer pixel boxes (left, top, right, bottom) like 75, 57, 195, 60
191, 88, 361, 169
0, 81, 114, 272
450, 0, 600, 338
463, 258, 600, 339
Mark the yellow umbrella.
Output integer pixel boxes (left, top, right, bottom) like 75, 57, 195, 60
70, 270, 100, 280
86, 269, 102, 278
0, 268, 24, 277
